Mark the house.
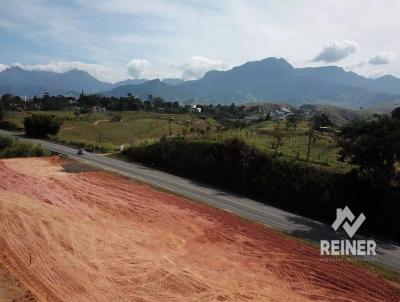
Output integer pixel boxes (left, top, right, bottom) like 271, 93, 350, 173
270, 106, 293, 120
191, 105, 202, 113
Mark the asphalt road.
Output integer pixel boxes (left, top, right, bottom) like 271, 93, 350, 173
1, 129, 400, 273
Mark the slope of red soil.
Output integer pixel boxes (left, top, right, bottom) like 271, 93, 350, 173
0, 157, 398, 301
0, 263, 36, 302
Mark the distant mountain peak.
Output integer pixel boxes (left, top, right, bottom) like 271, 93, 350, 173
233, 57, 294, 74
0, 67, 112, 96
377, 74, 399, 80
260, 57, 291, 64
103, 56, 400, 109
4, 66, 25, 72
2, 57, 400, 109
161, 78, 184, 86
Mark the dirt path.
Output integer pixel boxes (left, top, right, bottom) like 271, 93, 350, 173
0, 157, 399, 301
93, 119, 110, 125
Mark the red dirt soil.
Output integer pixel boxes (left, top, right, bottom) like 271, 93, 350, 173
0, 157, 399, 302
0, 263, 36, 302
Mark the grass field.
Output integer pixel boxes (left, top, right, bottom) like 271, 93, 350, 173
58, 111, 212, 146
215, 120, 347, 171
2, 110, 348, 171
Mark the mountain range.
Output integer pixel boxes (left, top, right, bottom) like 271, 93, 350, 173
1, 58, 400, 109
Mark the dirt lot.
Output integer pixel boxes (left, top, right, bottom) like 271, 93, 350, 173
0, 157, 399, 301
0, 263, 36, 302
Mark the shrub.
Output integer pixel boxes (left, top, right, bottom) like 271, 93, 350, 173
111, 113, 122, 122
23, 114, 63, 138
0, 121, 22, 131
0, 135, 50, 158
0, 136, 14, 149
122, 137, 400, 239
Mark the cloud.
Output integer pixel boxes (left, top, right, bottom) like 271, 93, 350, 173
2, 1, 400, 79
181, 56, 230, 80
7, 61, 128, 83
0, 64, 9, 72
312, 40, 358, 63
368, 52, 396, 65
125, 56, 229, 80
126, 59, 150, 79
368, 71, 387, 79
346, 60, 366, 70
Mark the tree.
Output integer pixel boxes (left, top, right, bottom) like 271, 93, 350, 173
306, 113, 333, 162
23, 114, 63, 138
0, 104, 4, 122
271, 124, 284, 156
1, 94, 24, 111
391, 107, 400, 120
286, 114, 298, 134
337, 115, 400, 184
153, 97, 165, 108
311, 112, 333, 130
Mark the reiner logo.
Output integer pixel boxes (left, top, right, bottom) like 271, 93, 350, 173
320, 206, 376, 257
332, 206, 366, 238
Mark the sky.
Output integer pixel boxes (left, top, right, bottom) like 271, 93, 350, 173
0, 0, 399, 83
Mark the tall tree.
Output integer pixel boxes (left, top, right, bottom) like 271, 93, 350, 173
24, 114, 63, 138
0, 104, 4, 122
391, 107, 400, 120
337, 114, 400, 184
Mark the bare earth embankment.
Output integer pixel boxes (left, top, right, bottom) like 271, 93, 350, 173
0, 157, 399, 301
0, 263, 36, 302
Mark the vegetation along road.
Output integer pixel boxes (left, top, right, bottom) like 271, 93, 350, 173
1, 128, 399, 274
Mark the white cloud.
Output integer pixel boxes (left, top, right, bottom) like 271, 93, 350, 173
368, 71, 387, 79
368, 52, 396, 65
2, 1, 400, 79
8, 61, 128, 83
0, 64, 9, 72
126, 59, 150, 79
312, 40, 358, 63
181, 56, 230, 80
346, 61, 366, 70
125, 56, 229, 80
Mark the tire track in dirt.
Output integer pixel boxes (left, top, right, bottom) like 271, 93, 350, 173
0, 158, 399, 301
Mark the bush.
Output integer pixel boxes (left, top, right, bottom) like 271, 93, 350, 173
122, 137, 400, 239
111, 113, 122, 122
23, 114, 63, 138
0, 135, 50, 158
0, 120, 23, 131
0, 136, 13, 149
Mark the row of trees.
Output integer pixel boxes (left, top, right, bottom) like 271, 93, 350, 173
121, 135, 400, 239
3, 90, 399, 187
119, 106, 400, 240
0, 93, 254, 124
1, 93, 265, 132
